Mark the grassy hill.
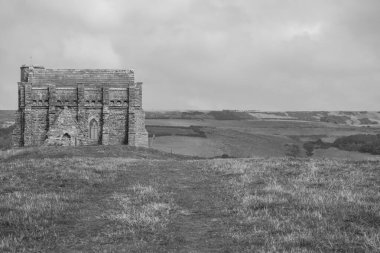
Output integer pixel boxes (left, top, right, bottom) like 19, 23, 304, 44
0, 146, 379, 252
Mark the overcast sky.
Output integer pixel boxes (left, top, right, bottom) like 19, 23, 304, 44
1, 0, 380, 111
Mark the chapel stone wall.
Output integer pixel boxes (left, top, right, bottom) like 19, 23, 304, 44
12, 65, 148, 148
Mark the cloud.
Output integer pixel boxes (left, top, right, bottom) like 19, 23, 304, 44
281, 23, 323, 40
63, 35, 121, 67
0, 0, 380, 110
33, 0, 125, 29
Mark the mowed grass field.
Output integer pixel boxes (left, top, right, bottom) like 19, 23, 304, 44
146, 119, 380, 159
0, 146, 379, 252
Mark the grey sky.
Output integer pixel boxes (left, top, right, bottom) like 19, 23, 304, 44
1, 0, 380, 110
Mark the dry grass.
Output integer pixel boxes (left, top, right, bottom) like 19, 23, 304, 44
198, 158, 380, 252
0, 146, 379, 252
0, 155, 178, 252
104, 184, 175, 233
0, 191, 80, 251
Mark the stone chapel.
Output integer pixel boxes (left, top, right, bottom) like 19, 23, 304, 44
12, 65, 148, 147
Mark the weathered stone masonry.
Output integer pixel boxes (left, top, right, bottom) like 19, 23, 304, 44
12, 65, 148, 147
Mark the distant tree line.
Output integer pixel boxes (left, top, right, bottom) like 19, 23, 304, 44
207, 110, 254, 120
333, 134, 380, 154
303, 134, 380, 156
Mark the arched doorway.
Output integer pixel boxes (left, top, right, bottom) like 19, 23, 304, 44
62, 133, 71, 146
89, 119, 99, 142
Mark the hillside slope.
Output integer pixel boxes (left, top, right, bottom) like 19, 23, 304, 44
1, 146, 379, 252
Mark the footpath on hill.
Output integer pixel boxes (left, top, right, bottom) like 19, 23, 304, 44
104, 160, 240, 252
157, 161, 238, 252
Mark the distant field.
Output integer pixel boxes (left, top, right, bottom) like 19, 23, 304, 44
146, 110, 380, 126
0, 146, 379, 252
146, 110, 255, 120
146, 119, 208, 127
146, 119, 380, 159
146, 125, 206, 138
150, 136, 224, 157
0, 125, 15, 150
0, 110, 15, 125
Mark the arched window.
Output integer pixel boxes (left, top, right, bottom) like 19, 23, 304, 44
89, 119, 99, 140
